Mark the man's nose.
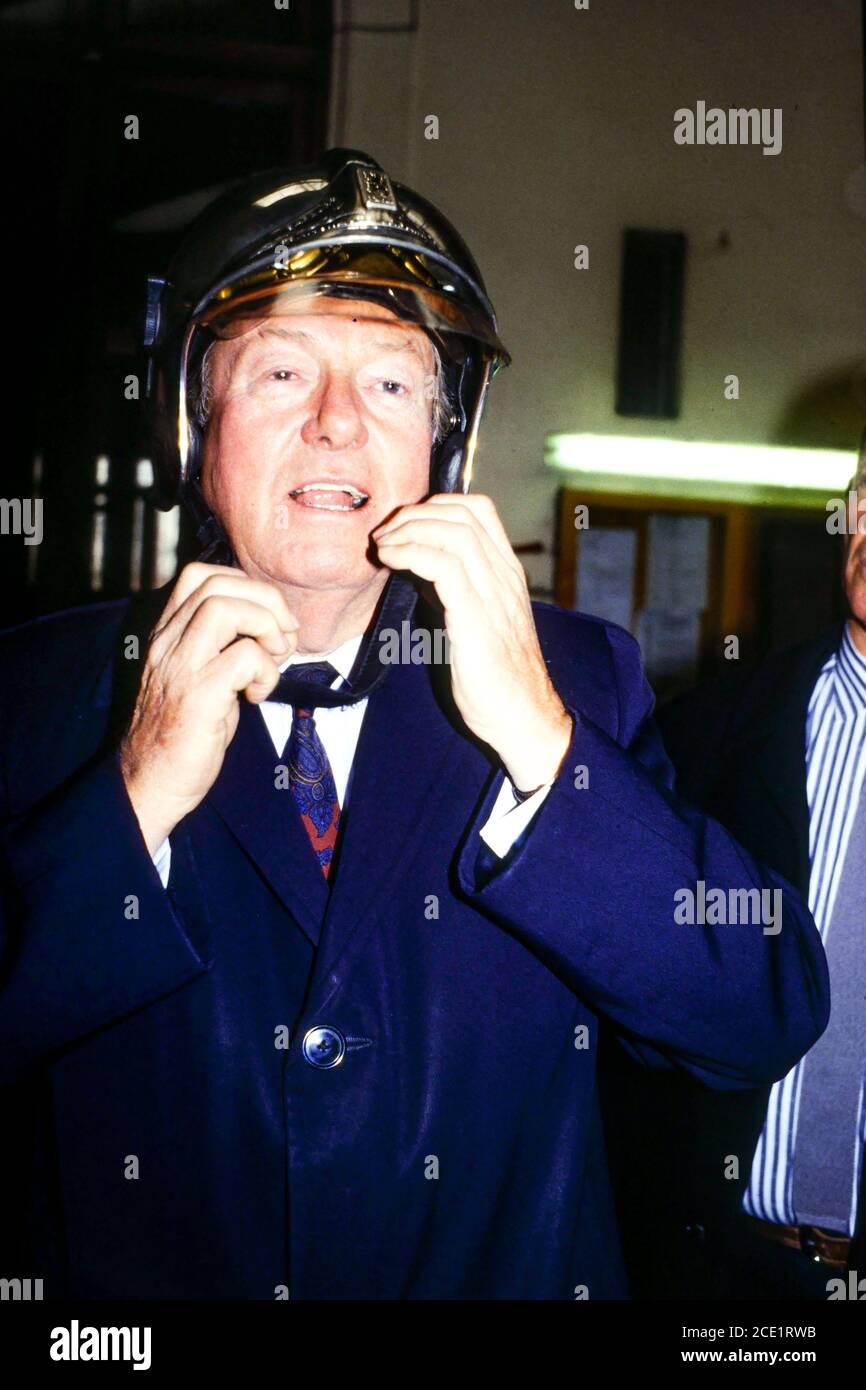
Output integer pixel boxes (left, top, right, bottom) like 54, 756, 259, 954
300, 371, 367, 451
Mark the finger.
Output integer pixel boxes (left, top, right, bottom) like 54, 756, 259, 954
152, 572, 298, 661
374, 496, 524, 580
374, 538, 484, 617
157, 562, 247, 628
423, 494, 525, 573
172, 596, 298, 673
202, 636, 283, 705
164, 569, 299, 638
375, 516, 517, 604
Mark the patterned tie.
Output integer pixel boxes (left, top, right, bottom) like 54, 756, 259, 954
283, 662, 341, 879
790, 775, 866, 1232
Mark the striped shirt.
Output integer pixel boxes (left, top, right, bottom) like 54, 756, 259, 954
743, 623, 866, 1235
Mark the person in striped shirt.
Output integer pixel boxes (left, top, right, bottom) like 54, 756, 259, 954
609, 437, 866, 1300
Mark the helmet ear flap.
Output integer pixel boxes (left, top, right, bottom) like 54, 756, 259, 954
432, 437, 467, 495
429, 349, 489, 494
185, 418, 204, 487
180, 325, 219, 489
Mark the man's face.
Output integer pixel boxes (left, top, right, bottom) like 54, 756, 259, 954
200, 298, 436, 594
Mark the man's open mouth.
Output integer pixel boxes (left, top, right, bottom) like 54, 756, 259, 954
288, 483, 370, 512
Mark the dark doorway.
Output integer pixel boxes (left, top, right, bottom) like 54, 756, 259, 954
0, 0, 333, 628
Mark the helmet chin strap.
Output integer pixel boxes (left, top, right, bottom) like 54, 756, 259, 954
182, 472, 420, 708
181, 368, 483, 707
176, 315, 491, 705
282, 570, 419, 710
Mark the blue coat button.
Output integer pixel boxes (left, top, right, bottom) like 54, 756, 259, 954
302, 1025, 346, 1068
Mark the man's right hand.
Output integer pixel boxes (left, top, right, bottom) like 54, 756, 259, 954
119, 562, 298, 854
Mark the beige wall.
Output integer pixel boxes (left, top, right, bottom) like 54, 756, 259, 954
329, 0, 865, 591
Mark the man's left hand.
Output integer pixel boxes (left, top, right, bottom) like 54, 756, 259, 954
373, 494, 573, 792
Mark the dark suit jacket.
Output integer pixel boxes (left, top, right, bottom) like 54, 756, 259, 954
0, 590, 829, 1300
605, 627, 848, 1298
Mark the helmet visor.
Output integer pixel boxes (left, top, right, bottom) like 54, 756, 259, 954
190, 240, 510, 366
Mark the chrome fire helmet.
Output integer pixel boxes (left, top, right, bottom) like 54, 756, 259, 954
141, 148, 510, 705
143, 146, 511, 560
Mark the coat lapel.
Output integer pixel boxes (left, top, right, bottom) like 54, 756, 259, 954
90, 584, 494, 960
92, 579, 329, 946
308, 653, 494, 1002
730, 628, 841, 897
94, 582, 175, 735
204, 698, 330, 946
749, 720, 812, 896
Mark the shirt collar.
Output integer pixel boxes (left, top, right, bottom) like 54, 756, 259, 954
278, 633, 363, 686
833, 622, 866, 716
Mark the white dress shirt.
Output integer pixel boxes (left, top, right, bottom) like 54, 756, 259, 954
152, 634, 553, 887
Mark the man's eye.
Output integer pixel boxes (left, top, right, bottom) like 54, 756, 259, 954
378, 379, 408, 395
269, 369, 299, 382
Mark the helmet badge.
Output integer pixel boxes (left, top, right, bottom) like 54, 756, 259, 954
357, 167, 397, 212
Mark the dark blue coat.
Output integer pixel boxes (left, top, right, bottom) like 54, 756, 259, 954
0, 586, 829, 1299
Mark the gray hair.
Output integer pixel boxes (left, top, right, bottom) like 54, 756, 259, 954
191, 334, 455, 443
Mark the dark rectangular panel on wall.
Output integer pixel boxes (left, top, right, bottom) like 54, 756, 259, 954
616, 228, 687, 418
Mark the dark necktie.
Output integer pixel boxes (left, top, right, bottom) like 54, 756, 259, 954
282, 661, 342, 879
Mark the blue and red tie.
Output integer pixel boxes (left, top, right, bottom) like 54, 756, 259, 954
283, 661, 342, 879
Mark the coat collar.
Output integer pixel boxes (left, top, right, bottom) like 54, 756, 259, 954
205, 640, 490, 965
89, 585, 492, 961
200, 639, 491, 970
728, 626, 842, 893
90, 582, 175, 733
90, 580, 333, 947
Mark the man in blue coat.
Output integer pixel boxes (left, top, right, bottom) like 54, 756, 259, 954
0, 150, 829, 1300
